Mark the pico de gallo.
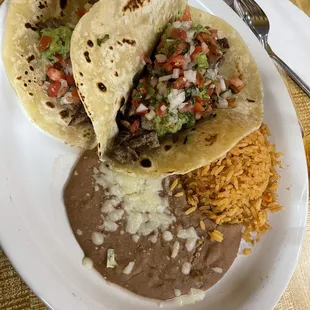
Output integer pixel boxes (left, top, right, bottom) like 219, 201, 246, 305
36, 2, 97, 126
110, 6, 245, 164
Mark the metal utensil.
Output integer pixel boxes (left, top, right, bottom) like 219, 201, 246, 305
234, 0, 310, 98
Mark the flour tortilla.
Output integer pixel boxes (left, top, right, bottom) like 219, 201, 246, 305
70, 0, 186, 156
2, 0, 96, 149
72, 4, 263, 177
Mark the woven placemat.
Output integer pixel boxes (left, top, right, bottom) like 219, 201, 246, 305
0, 1, 309, 309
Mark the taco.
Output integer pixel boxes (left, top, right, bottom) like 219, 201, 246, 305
2, 0, 97, 149
70, 0, 185, 156
71, 3, 263, 176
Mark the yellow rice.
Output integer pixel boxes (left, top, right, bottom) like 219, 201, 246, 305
181, 125, 284, 245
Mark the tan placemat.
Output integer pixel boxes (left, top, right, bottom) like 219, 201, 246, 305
0, 1, 309, 309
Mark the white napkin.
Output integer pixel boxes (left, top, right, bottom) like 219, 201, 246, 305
252, 0, 310, 88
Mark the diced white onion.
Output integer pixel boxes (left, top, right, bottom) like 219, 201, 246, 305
181, 21, 192, 30
189, 44, 195, 55
160, 105, 167, 112
157, 82, 168, 96
184, 53, 191, 63
220, 78, 226, 92
155, 54, 167, 63
60, 92, 73, 105
84, 3, 92, 10
172, 68, 180, 79
184, 70, 197, 83
201, 42, 209, 54
42, 81, 50, 91
171, 89, 179, 97
136, 103, 148, 113
186, 30, 195, 42
168, 90, 186, 109
145, 109, 156, 120
150, 77, 158, 87
217, 97, 229, 109
205, 69, 217, 80
159, 74, 172, 82
211, 267, 223, 274
156, 93, 163, 101
187, 62, 195, 70
123, 261, 135, 275
172, 21, 182, 28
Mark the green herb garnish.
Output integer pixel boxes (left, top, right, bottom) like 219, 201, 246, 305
97, 34, 110, 46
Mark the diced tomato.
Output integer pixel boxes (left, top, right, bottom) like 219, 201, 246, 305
130, 120, 140, 134
173, 77, 186, 89
173, 42, 189, 56
180, 5, 192, 21
71, 88, 81, 104
167, 55, 187, 67
47, 81, 61, 98
39, 36, 52, 52
66, 74, 75, 86
156, 103, 167, 117
47, 67, 65, 81
163, 62, 173, 73
196, 72, 204, 88
193, 103, 205, 112
191, 46, 203, 61
76, 8, 87, 17
193, 96, 203, 104
132, 99, 140, 109
229, 77, 245, 94
170, 29, 187, 41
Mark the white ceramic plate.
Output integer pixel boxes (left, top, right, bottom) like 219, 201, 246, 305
0, 1, 308, 309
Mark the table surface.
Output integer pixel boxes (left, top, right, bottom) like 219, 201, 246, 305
0, 1, 309, 309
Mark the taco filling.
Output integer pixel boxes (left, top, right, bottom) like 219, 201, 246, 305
37, 19, 90, 126
110, 7, 245, 164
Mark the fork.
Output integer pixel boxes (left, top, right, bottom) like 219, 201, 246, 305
234, 0, 310, 98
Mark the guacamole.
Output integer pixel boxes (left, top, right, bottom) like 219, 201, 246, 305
154, 111, 195, 137
40, 26, 72, 59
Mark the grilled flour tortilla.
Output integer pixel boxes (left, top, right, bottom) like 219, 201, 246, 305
71, 4, 263, 177
70, 0, 185, 158
2, 0, 96, 149
64, 149, 242, 300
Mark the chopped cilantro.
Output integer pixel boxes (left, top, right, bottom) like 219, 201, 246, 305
193, 24, 210, 34
97, 34, 110, 46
